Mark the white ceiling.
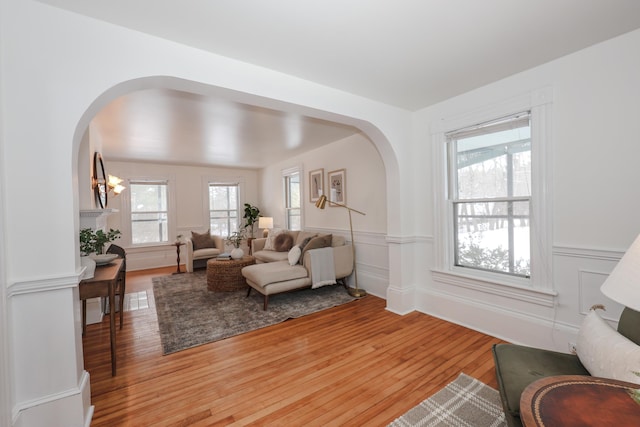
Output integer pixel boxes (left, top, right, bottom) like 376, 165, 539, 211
41, 0, 640, 168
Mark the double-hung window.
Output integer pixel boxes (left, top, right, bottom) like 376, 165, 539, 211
447, 112, 532, 278
208, 183, 239, 237
283, 170, 301, 230
130, 180, 169, 245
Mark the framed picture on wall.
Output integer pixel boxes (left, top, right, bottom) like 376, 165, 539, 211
309, 168, 324, 202
328, 169, 346, 206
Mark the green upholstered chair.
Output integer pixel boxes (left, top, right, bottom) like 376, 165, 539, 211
492, 307, 640, 427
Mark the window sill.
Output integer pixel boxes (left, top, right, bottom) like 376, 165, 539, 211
431, 268, 557, 307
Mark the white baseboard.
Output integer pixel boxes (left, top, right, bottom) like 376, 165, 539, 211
12, 370, 92, 427
417, 288, 578, 353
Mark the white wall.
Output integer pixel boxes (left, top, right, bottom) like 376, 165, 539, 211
260, 132, 389, 297
414, 29, 640, 352
0, 1, 409, 425
106, 160, 259, 270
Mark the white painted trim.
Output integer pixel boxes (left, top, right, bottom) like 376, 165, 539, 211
431, 269, 557, 307
554, 245, 624, 261
8, 273, 81, 297
12, 370, 93, 426
418, 287, 577, 351
431, 87, 554, 292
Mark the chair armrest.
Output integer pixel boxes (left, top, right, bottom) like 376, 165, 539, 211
185, 238, 195, 272
212, 235, 224, 251
252, 238, 267, 253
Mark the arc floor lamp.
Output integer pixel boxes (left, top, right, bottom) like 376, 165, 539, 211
315, 194, 366, 298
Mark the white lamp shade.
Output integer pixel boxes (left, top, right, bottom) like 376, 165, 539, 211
601, 233, 640, 311
258, 217, 273, 229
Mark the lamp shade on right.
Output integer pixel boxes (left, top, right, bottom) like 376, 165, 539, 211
601, 233, 640, 312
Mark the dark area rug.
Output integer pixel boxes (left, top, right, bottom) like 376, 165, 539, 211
388, 373, 506, 427
153, 271, 356, 354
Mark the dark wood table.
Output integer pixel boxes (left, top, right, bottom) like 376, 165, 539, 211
172, 242, 185, 274
520, 375, 640, 426
79, 258, 124, 376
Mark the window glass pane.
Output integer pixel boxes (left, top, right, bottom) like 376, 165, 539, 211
131, 183, 167, 212
131, 212, 168, 244
454, 201, 530, 277
208, 184, 239, 236
130, 182, 169, 244
455, 122, 531, 200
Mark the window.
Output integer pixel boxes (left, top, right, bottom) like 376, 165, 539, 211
284, 171, 301, 230
130, 181, 169, 245
208, 183, 239, 236
447, 112, 531, 278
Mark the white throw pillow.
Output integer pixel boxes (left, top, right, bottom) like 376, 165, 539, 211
288, 246, 302, 266
576, 310, 640, 384
264, 228, 284, 251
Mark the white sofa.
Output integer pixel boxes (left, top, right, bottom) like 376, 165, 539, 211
185, 234, 224, 273
242, 230, 353, 310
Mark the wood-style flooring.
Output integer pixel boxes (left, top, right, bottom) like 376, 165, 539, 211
82, 266, 505, 426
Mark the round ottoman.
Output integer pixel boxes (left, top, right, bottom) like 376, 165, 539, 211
206, 256, 256, 292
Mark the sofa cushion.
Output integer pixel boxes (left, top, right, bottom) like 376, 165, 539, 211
492, 343, 589, 417
191, 230, 216, 250
242, 261, 308, 288
254, 250, 289, 263
274, 233, 294, 252
193, 247, 220, 259
576, 310, 640, 384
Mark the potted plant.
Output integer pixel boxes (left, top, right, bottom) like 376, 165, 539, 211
243, 203, 261, 237
226, 230, 246, 259
80, 228, 122, 255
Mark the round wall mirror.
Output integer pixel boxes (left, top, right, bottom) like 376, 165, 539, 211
93, 152, 108, 209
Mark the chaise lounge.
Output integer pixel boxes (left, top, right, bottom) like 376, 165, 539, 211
242, 230, 354, 310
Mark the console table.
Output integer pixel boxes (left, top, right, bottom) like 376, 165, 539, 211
79, 258, 124, 376
520, 375, 640, 426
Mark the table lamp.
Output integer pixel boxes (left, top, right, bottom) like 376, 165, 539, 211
258, 217, 273, 238
600, 233, 640, 311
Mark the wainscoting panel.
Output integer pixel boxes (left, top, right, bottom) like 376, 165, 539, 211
420, 243, 625, 352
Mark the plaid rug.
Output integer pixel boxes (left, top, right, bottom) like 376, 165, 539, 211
388, 373, 506, 427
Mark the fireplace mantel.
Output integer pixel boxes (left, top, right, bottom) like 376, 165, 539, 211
79, 208, 119, 230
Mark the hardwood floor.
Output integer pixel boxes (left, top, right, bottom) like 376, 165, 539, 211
83, 266, 505, 426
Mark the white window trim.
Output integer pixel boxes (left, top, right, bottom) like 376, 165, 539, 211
282, 165, 303, 230
201, 176, 246, 235
432, 87, 554, 292
123, 175, 177, 248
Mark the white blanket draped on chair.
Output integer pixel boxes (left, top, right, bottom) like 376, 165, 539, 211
309, 247, 336, 289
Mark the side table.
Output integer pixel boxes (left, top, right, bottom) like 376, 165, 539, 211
206, 256, 256, 292
172, 242, 185, 274
520, 375, 640, 426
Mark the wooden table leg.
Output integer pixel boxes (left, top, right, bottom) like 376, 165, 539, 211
82, 300, 87, 336
109, 281, 117, 376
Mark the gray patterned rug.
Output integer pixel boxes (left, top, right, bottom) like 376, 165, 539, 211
153, 271, 356, 355
388, 373, 506, 427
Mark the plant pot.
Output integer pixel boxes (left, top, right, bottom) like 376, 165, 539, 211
230, 247, 244, 260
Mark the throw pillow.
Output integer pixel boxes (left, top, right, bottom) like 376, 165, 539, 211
295, 231, 318, 247
300, 234, 333, 260
288, 246, 302, 266
191, 230, 215, 250
274, 233, 294, 252
576, 310, 640, 385
264, 228, 284, 251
